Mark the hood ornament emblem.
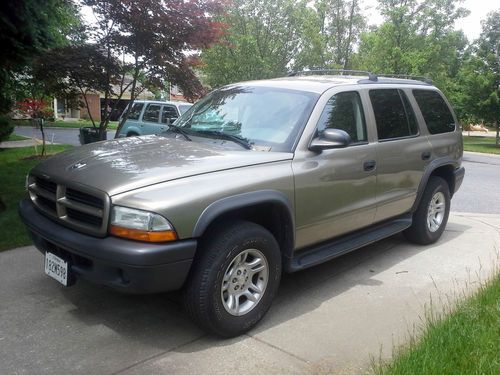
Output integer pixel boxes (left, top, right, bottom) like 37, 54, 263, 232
70, 162, 87, 170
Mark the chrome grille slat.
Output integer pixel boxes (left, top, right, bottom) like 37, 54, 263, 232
29, 175, 110, 236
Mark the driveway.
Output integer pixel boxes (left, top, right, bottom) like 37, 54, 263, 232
1, 212, 499, 374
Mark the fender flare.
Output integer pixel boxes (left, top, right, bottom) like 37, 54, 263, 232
411, 157, 460, 212
192, 190, 295, 253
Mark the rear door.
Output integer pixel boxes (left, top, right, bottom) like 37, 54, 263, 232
367, 88, 432, 222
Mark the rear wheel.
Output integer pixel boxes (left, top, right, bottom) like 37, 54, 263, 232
404, 176, 450, 245
183, 221, 281, 337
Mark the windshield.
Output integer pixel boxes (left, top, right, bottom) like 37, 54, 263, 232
174, 86, 318, 152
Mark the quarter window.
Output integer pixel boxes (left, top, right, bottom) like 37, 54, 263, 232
316, 91, 367, 143
370, 89, 419, 140
413, 90, 455, 134
143, 104, 161, 123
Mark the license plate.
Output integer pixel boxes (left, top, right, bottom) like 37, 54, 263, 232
44, 252, 68, 286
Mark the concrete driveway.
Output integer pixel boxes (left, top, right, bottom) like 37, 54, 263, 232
1, 212, 499, 374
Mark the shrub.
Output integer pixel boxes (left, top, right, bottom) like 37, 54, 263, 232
0, 114, 14, 143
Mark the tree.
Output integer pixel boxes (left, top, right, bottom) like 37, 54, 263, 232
295, 0, 365, 70
201, 0, 309, 88
0, 0, 82, 113
78, 0, 224, 139
456, 11, 500, 144
355, 0, 469, 84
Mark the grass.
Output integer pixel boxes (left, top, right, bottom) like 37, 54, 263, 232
374, 273, 500, 375
0, 145, 72, 251
7, 133, 29, 141
14, 119, 118, 130
463, 136, 500, 155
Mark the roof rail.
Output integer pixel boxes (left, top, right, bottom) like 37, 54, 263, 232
377, 73, 433, 84
287, 69, 378, 82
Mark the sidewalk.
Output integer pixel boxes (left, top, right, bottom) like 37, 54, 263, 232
0, 212, 498, 374
0, 138, 59, 148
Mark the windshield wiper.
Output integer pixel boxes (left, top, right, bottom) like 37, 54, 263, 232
168, 125, 192, 141
195, 130, 253, 150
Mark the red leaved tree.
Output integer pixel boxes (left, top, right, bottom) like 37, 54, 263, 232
16, 98, 53, 156
83, 0, 226, 140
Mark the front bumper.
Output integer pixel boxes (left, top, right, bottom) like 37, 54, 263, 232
19, 199, 196, 293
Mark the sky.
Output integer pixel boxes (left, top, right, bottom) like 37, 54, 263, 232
361, 0, 499, 41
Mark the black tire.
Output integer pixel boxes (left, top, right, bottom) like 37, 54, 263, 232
126, 132, 139, 137
183, 221, 281, 337
404, 176, 450, 245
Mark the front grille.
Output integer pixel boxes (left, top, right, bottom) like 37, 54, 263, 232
66, 188, 104, 209
67, 208, 103, 227
28, 175, 110, 236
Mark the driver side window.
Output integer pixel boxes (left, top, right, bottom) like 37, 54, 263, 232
316, 91, 367, 143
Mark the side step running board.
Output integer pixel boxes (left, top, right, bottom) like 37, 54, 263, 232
286, 214, 412, 272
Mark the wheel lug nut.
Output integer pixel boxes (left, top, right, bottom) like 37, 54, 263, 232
237, 270, 241, 275
235, 285, 239, 290
232, 278, 237, 283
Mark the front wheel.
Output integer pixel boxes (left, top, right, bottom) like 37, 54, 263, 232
404, 176, 450, 245
183, 221, 281, 337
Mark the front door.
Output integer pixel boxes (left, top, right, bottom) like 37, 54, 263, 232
293, 91, 378, 249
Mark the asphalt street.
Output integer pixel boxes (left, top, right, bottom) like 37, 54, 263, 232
14, 126, 116, 146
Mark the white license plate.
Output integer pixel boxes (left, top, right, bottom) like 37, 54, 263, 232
44, 252, 68, 286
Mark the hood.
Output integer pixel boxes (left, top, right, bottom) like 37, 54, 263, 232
31, 135, 292, 196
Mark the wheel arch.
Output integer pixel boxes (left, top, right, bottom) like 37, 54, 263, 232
192, 190, 295, 262
411, 158, 458, 212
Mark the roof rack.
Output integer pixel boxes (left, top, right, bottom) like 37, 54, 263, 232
287, 69, 378, 82
377, 73, 433, 84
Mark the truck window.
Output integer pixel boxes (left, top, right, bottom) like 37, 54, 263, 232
316, 91, 367, 143
413, 90, 455, 134
370, 89, 418, 140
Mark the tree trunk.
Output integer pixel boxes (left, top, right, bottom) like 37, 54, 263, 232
40, 119, 46, 157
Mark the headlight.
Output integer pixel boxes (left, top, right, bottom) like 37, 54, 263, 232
109, 206, 177, 242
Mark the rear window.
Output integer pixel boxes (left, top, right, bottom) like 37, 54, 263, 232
369, 89, 419, 140
413, 90, 455, 134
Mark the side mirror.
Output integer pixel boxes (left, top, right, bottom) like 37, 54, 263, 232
309, 129, 351, 152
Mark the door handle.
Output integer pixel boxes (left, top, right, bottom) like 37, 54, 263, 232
421, 151, 431, 160
363, 160, 376, 172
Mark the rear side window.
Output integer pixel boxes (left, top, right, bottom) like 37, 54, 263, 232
316, 91, 367, 143
370, 89, 419, 140
143, 104, 161, 123
127, 103, 144, 120
413, 90, 455, 134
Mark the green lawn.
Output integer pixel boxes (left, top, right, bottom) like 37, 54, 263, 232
14, 119, 118, 130
374, 273, 500, 375
0, 145, 72, 251
7, 133, 29, 141
463, 136, 500, 155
